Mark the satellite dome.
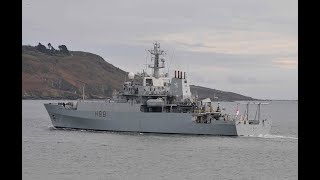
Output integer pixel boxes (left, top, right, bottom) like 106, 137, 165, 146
128, 72, 135, 79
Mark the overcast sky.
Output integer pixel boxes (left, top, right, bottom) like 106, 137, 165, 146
23, 0, 297, 100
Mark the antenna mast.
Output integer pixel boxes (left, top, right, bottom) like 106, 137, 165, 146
148, 42, 165, 78
75, 79, 86, 100
82, 86, 85, 100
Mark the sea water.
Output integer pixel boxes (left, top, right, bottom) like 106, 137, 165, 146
22, 100, 297, 180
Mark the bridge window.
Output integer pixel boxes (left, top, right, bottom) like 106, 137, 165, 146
146, 79, 153, 86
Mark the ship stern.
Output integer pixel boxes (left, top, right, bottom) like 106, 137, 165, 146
235, 119, 272, 136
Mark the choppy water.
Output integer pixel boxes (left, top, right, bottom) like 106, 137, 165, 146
22, 100, 297, 180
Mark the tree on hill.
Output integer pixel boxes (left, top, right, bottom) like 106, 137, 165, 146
47, 43, 58, 54
47, 43, 56, 51
36, 43, 47, 53
58, 45, 70, 55
34, 43, 71, 56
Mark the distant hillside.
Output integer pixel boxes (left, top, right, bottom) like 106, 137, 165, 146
22, 44, 127, 99
22, 44, 256, 101
190, 85, 256, 101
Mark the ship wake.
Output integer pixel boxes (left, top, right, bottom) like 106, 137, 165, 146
256, 134, 298, 140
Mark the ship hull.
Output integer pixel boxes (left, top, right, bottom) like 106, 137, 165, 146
44, 103, 271, 136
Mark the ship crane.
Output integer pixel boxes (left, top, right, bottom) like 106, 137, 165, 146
240, 102, 269, 121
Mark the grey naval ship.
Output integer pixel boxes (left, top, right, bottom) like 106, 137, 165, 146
44, 42, 271, 136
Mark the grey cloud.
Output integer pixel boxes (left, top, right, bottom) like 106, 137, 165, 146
227, 76, 265, 85
23, 0, 297, 99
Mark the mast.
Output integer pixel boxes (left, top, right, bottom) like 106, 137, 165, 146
246, 103, 249, 121
148, 42, 165, 78
75, 79, 86, 100
258, 103, 261, 121
82, 86, 85, 100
